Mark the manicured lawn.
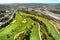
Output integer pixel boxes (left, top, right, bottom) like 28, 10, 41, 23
0, 12, 34, 40
0, 11, 60, 40
35, 16, 60, 40
30, 22, 40, 40
0, 12, 40, 40
19, 12, 60, 40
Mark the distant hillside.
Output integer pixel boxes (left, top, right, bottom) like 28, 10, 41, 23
0, 3, 60, 10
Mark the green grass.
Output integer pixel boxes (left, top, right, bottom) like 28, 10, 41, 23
19, 12, 60, 40
0, 12, 40, 40
35, 16, 60, 40
0, 11, 60, 40
0, 12, 34, 40
30, 22, 40, 40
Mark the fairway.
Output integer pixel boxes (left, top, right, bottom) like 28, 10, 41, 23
0, 12, 40, 40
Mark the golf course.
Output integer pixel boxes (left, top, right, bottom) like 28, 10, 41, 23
0, 11, 60, 40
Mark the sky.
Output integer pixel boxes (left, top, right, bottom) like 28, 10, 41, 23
0, 0, 60, 4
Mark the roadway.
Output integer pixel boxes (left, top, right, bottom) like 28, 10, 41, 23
0, 10, 15, 28
33, 9, 60, 24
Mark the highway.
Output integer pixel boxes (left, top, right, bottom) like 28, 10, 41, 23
33, 9, 60, 23
21, 8, 60, 24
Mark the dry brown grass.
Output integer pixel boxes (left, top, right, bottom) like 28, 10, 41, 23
49, 20, 60, 33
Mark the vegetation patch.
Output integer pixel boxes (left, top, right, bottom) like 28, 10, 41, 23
0, 11, 60, 40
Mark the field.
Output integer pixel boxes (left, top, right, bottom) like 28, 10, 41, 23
0, 11, 60, 40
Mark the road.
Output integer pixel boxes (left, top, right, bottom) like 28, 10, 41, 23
0, 10, 15, 28
33, 9, 60, 23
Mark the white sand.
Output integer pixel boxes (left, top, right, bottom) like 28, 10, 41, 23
12, 20, 16, 23
22, 19, 27, 23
